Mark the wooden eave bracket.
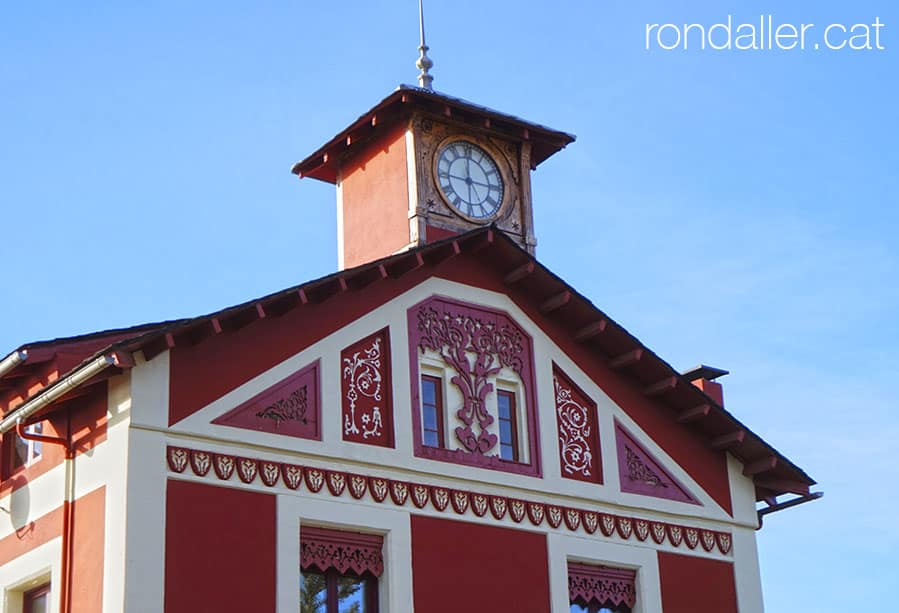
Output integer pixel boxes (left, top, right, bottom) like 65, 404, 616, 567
503, 261, 535, 285
677, 403, 711, 423
710, 430, 746, 451
574, 320, 607, 342
609, 348, 643, 369
643, 376, 678, 397
540, 291, 571, 314
754, 477, 811, 496
744, 456, 778, 476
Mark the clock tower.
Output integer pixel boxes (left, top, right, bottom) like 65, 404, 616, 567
290, 19, 574, 269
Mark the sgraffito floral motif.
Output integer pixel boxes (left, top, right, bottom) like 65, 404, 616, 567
341, 329, 393, 447
568, 563, 637, 609
553, 366, 601, 483
301, 526, 384, 577
615, 421, 697, 504
625, 445, 666, 487
416, 303, 525, 455
211, 361, 320, 440
256, 386, 308, 426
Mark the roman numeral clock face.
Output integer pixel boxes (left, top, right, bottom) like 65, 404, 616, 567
436, 141, 504, 221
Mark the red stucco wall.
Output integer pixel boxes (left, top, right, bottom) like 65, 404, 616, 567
165, 480, 276, 613
411, 515, 550, 612
658, 551, 738, 613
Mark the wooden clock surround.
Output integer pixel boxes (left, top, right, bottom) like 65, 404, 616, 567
291, 86, 575, 269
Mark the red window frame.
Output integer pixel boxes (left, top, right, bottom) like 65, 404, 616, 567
24, 583, 51, 613
497, 390, 519, 462
420, 375, 445, 448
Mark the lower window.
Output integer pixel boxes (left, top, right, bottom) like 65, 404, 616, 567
570, 600, 630, 613
300, 526, 383, 613
301, 569, 377, 613
568, 562, 636, 613
24, 584, 50, 613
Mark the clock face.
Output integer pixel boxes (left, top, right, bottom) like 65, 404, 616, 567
436, 141, 504, 220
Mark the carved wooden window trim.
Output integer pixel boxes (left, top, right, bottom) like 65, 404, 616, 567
568, 562, 636, 611
300, 526, 384, 578
407, 295, 542, 477
300, 526, 383, 612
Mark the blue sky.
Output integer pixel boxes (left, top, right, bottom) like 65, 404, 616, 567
1, 1, 896, 609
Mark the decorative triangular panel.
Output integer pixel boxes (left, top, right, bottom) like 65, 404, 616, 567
212, 361, 320, 440
615, 421, 698, 504
341, 328, 394, 447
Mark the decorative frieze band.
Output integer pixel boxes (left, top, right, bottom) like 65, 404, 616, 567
166, 445, 733, 556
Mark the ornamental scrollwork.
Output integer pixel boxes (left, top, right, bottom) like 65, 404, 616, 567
416, 305, 525, 455
625, 445, 667, 488
555, 376, 594, 477
343, 337, 384, 439
256, 386, 308, 426
568, 565, 637, 609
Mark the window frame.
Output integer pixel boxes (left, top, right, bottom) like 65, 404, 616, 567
567, 562, 636, 612
301, 567, 379, 613
407, 295, 542, 478
496, 389, 519, 462
7, 421, 44, 476
23, 583, 51, 613
420, 375, 446, 449
299, 526, 383, 613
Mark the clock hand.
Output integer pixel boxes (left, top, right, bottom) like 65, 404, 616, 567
470, 183, 482, 202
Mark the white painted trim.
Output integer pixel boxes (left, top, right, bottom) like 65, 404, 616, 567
336, 169, 345, 270
405, 127, 421, 246
732, 526, 765, 613
547, 531, 662, 613
102, 373, 131, 613
277, 493, 413, 613
130, 350, 170, 431
121, 428, 168, 612
0, 538, 60, 613
728, 453, 759, 526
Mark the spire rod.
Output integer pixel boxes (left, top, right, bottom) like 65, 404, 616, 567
416, 0, 434, 90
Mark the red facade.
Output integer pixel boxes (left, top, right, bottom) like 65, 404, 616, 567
411, 516, 551, 612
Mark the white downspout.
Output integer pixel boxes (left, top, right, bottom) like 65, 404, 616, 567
0, 353, 124, 434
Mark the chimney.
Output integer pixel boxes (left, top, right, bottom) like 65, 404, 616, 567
681, 364, 728, 406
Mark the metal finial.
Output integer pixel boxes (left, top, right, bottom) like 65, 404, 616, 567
416, 0, 434, 90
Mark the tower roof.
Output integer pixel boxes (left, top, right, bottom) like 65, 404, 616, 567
291, 85, 576, 184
